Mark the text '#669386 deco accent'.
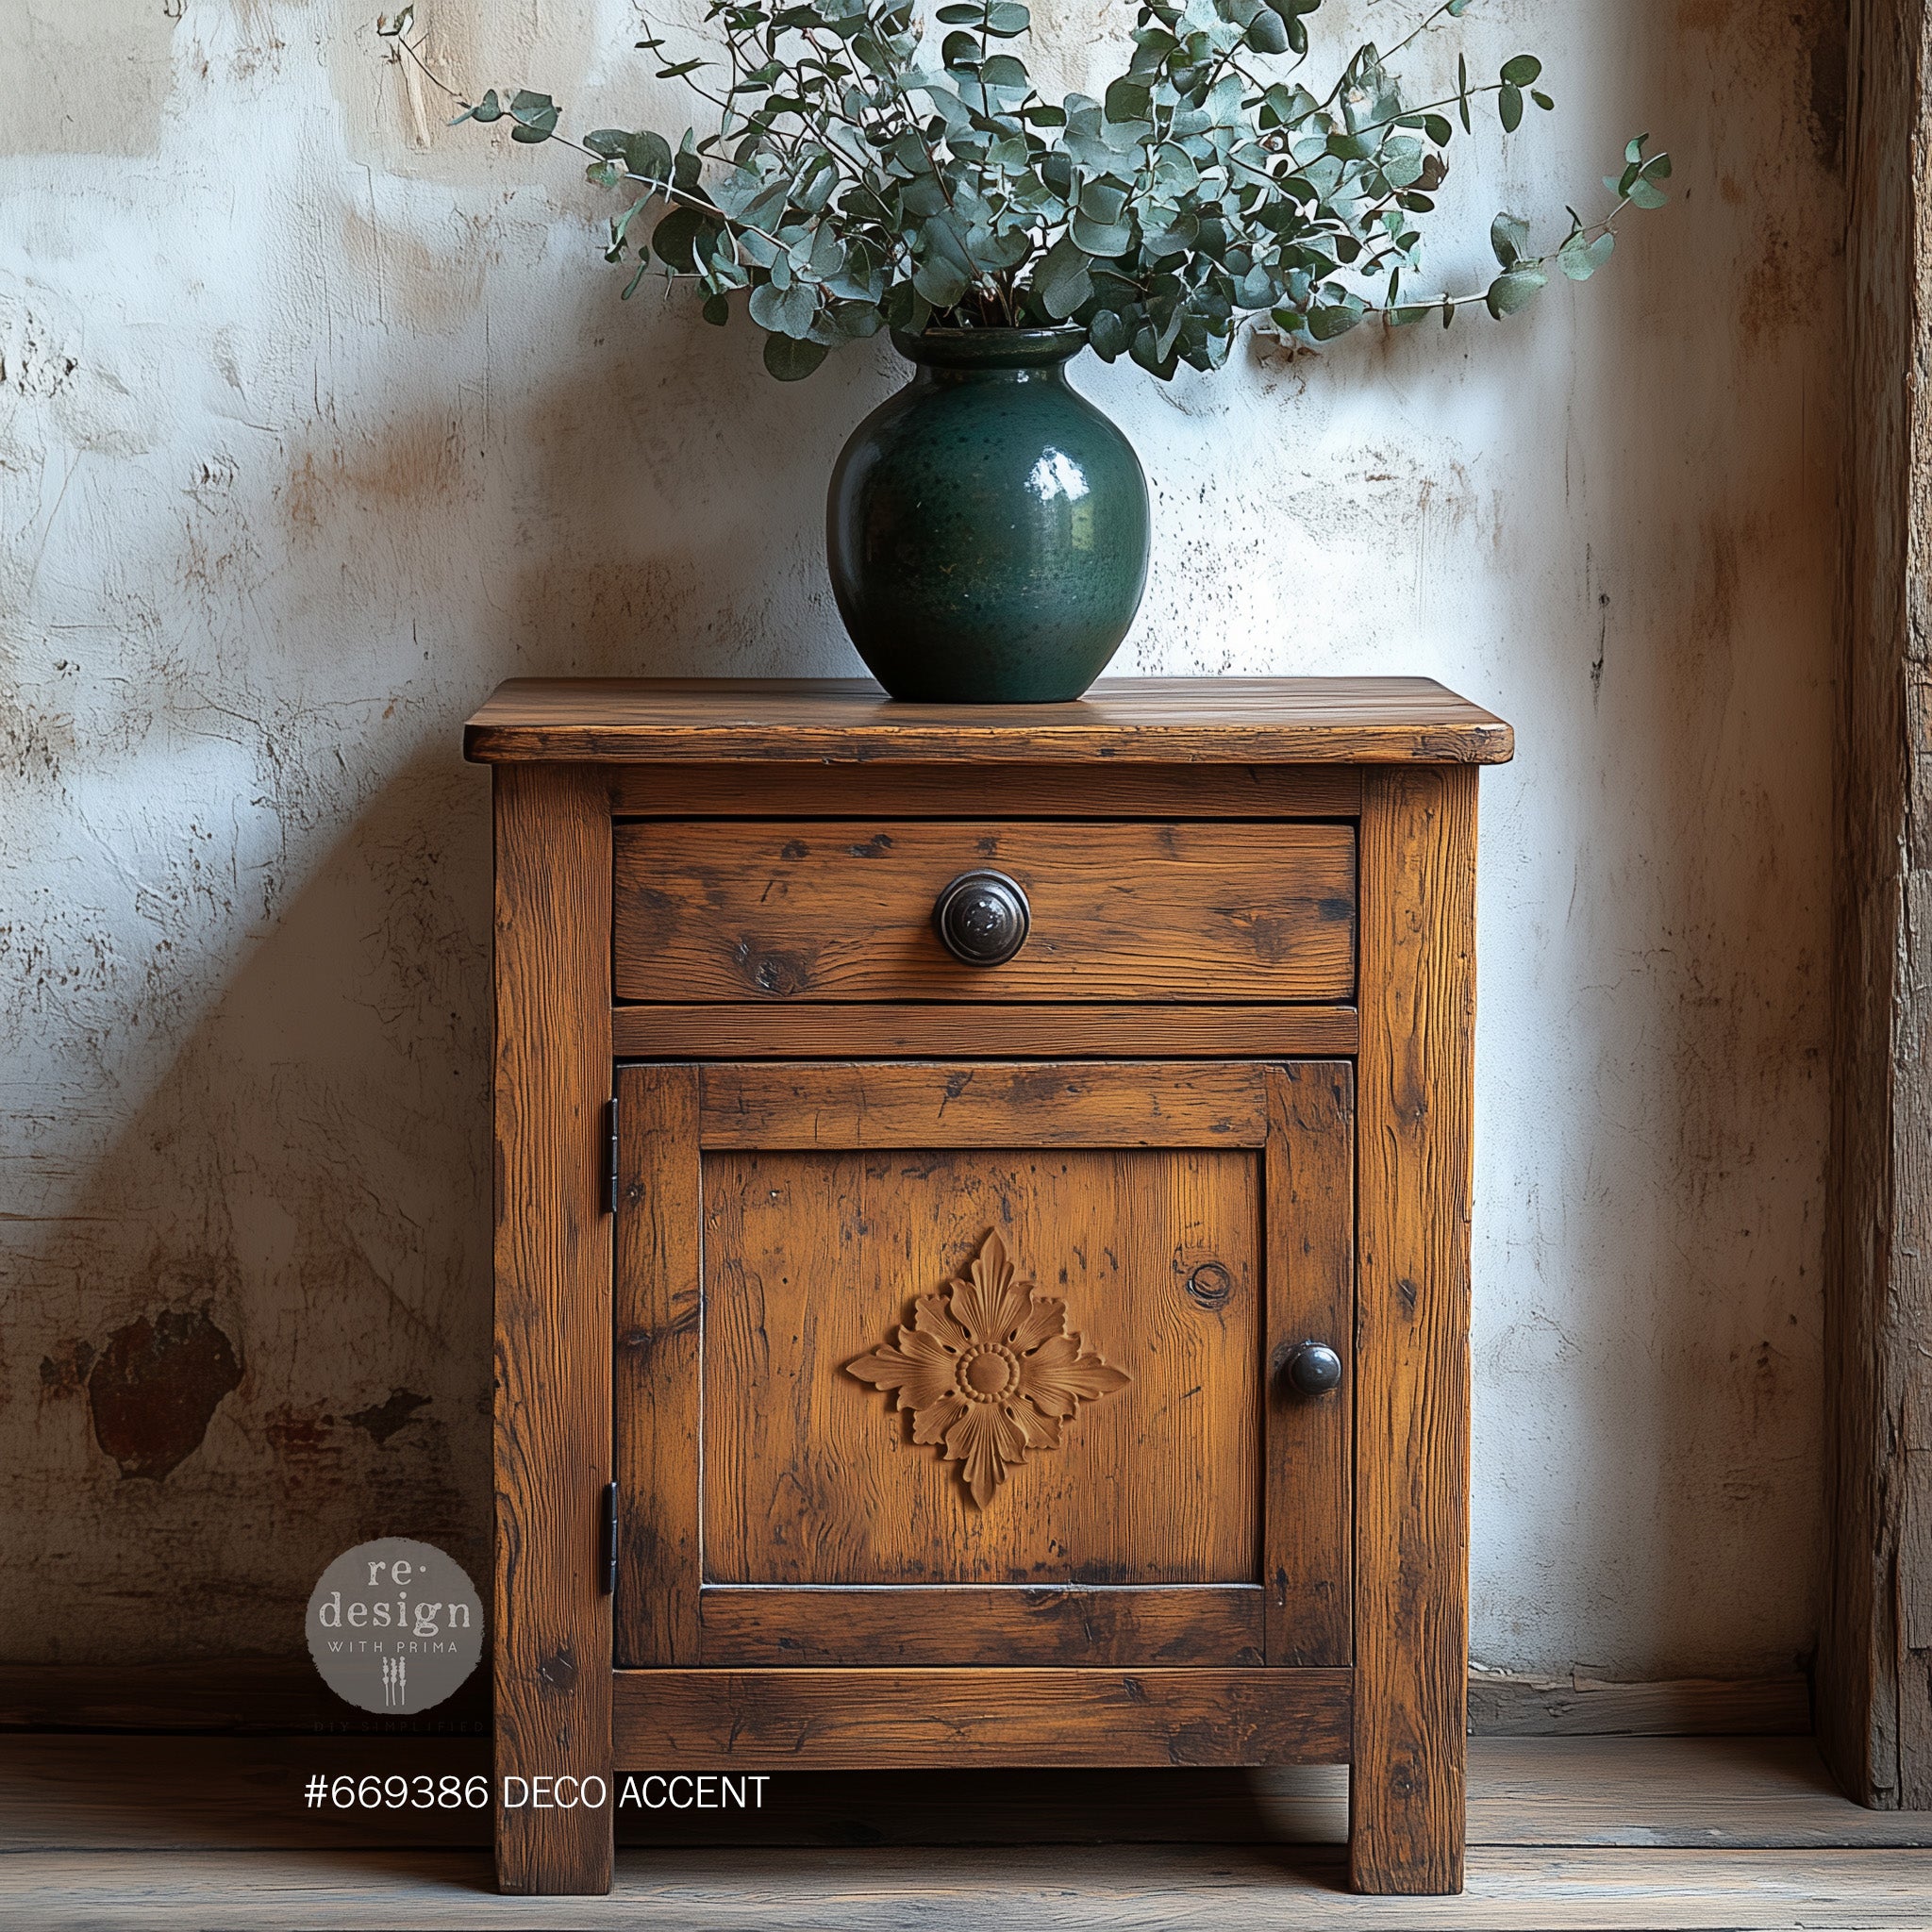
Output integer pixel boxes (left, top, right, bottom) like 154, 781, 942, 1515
844, 1229, 1131, 1506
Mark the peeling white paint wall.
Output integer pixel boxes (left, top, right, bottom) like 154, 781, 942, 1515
0, 0, 1839, 1674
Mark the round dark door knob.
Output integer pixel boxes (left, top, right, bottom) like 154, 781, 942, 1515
933, 871, 1030, 967
1285, 1341, 1343, 1397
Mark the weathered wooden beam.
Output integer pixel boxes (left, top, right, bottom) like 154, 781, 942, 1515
1468, 1672, 1811, 1739
1348, 765, 1477, 1893
1820, 0, 1932, 1811
490, 764, 614, 1893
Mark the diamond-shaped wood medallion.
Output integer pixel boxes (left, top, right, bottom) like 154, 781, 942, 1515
844, 1229, 1131, 1507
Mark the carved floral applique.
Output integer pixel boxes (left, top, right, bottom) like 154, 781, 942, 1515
844, 1230, 1131, 1506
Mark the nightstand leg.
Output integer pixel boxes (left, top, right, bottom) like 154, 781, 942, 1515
1348, 765, 1476, 1894
491, 763, 614, 1895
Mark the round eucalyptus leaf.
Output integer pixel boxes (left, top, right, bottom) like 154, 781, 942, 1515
1484, 267, 1546, 318
762, 334, 829, 380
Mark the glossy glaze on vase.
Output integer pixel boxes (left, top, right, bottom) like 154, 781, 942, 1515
826, 327, 1152, 704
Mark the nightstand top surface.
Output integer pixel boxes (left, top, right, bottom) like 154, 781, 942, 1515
464, 675, 1513, 766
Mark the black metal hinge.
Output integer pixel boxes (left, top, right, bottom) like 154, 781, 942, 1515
603, 1097, 620, 1216
599, 1480, 618, 1596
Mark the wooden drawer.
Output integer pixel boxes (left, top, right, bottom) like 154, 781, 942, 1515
611, 820, 1357, 1003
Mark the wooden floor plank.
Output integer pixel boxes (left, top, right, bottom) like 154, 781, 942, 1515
8, 1844, 1932, 1931
1466, 1736, 1932, 1848
7, 1733, 1932, 1930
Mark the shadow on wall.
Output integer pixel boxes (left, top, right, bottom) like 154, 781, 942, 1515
24, 748, 495, 1653
491, 277, 893, 675
8, 271, 895, 1664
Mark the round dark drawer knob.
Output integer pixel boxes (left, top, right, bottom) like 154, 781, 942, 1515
1285, 1341, 1343, 1398
933, 870, 1031, 967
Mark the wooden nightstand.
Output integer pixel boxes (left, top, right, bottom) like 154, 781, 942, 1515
464, 676, 1512, 1898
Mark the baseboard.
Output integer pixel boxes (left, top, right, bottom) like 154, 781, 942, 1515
1467, 1669, 1812, 1737
0, 1660, 1809, 1740
0, 1660, 487, 1736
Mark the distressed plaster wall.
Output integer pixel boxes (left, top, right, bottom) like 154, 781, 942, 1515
0, 0, 1839, 1675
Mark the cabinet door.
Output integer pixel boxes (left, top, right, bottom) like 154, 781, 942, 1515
613, 1060, 1352, 1669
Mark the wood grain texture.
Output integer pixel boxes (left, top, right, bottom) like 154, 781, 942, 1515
1821, 0, 1932, 1813
1264, 1063, 1354, 1668
1461, 1737, 1932, 1849
693, 1586, 1265, 1668
1349, 764, 1477, 1894
491, 763, 613, 1897
611, 1668, 1354, 1768
698, 1060, 1270, 1147
612, 1066, 703, 1670
613, 820, 1357, 1005
1469, 1672, 1812, 1739
0, 1661, 1800, 1740
613, 1003, 1360, 1059
607, 761, 1363, 819
465, 675, 1515, 766
19, 1844, 1932, 1929
701, 1142, 1263, 1591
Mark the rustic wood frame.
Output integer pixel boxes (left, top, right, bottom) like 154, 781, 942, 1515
491, 764, 615, 1895
1350, 765, 1478, 1891
1820, 0, 1932, 1811
610, 1667, 1355, 1766
611, 1058, 1355, 1674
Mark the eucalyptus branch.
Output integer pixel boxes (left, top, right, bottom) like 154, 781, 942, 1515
375, 0, 1668, 380
379, 21, 464, 107
380, 22, 808, 257
1346, 79, 1508, 142
1371, 0, 1469, 73
1359, 158, 1668, 330
1322, 0, 1463, 110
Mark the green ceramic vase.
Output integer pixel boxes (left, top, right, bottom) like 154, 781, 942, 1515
826, 326, 1152, 704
